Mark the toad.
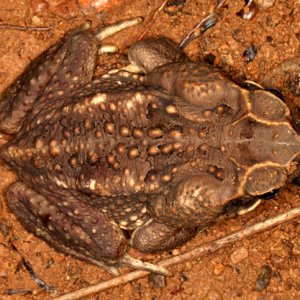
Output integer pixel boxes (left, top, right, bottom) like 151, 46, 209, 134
1, 18, 300, 275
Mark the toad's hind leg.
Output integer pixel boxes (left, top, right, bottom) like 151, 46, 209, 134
0, 30, 98, 134
7, 181, 126, 275
6, 182, 169, 276
0, 17, 142, 135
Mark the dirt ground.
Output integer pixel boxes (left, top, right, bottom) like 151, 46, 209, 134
0, 0, 300, 299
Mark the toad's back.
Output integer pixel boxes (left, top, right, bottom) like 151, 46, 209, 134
2, 71, 225, 227
3, 62, 300, 229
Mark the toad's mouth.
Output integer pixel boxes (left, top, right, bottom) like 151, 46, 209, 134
222, 189, 279, 217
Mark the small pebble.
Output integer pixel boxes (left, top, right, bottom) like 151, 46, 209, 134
269, 241, 289, 258
0, 244, 10, 258
172, 248, 180, 256
54, 1, 79, 18
256, 265, 272, 291
243, 44, 257, 63
288, 74, 300, 96
149, 274, 166, 289
273, 270, 282, 283
205, 290, 222, 300
269, 254, 286, 269
185, 261, 193, 271
292, 238, 300, 255
283, 277, 293, 291
0, 223, 12, 237
230, 247, 249, 264
31, 16, 44, 26
213, 263, 225, 276
236, 1, 258, 20
0, 271, 8, 278
164, 0, 186, 15
293, 279, 300, 291
204, 53, 216, 65
45, 258, 55, 268
226, 54, 234, 66
257, 0, 276, 8
29, 0, 49, 14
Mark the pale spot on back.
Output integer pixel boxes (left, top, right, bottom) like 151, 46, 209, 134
90, 93, 108, 105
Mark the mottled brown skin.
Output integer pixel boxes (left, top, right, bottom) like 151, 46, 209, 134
1, 26, 300, 271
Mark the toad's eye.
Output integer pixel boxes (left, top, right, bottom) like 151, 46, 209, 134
249, 90, 289, 121
244, 165, 285, 196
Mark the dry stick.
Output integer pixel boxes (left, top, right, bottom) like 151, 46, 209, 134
0, 23, 53, 31
55, 207, 300, 300
138, 0, 169, 40
179, 0, 227, 48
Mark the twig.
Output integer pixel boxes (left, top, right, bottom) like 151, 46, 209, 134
6, 288, 32, 296
54, 207, 300, 300
138, 0, 169, 40
0, 23, 53, 31
9, 243, 55, 291
236, 0, 258, 20
179, 0, 227, 49
21, 257, 53, 291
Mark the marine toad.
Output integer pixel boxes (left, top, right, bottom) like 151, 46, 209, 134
1, 19, 300, 275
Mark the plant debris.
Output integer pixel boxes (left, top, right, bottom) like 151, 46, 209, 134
236, 0, 259, 20
179, 0, 227, 49
6, 288, 32, 296
255, 265, 273, 291
0, 23, 52, 31
243, 44, 257, 63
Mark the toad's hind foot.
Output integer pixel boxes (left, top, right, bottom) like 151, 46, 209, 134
131, 219, 198, 253
6, 182, 128, 271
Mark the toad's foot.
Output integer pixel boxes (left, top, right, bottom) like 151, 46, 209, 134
131, 219, 198, 253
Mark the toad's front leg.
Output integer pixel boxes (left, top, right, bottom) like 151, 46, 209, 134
6, 182, 169, 276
